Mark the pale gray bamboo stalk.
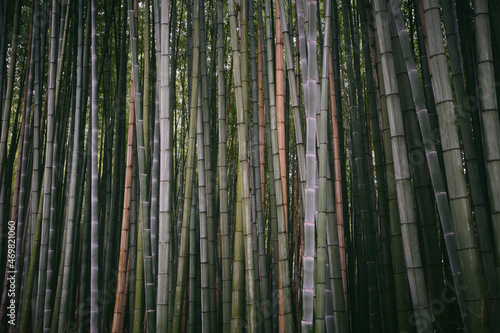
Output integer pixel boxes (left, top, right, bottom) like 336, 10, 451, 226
217, 0, 231, 330
262, 0, 294, 330
57, 0, 85, 329
421, 1, 491, 331
157, 0, 173, 331
90, 0, 99, 330
196, 2, 218, 329
389, 0, 469, 329
35, 0, 59, 330
126, 0, 156, 328
249, 0, 272, 330
171, 0, 200, 328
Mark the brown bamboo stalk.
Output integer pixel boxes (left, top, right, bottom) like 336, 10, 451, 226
328, 49, 347, 311
111, 75, 136, 333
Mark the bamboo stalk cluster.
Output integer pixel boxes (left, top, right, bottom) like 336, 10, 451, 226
1, 0, 500, 332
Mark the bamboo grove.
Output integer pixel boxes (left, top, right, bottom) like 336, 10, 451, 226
1, 0, 500, 332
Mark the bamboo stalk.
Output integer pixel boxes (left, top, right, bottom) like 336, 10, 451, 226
126, 0, 156, 328
420, 0, 491, 330
228, 0, 259, 330
57, 0, 85, 330
0, 0, 21, 183
90, 0, 99, 330
473, 0, 500, 286
35, 0, 59, 330
111, 45, 136, 333
171, 0, 200, 327
157, 0, 173, 330
217, 0, 231, 331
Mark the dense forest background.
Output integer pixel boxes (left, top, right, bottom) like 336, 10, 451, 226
0, 0, 500, 332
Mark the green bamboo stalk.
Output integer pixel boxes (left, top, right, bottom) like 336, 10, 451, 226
262, 5, 280, 333
342, 0, 380, 329
217, 0, 231, 330
188, 178, 200, 333
275, 0, 306, 211
106, 2, 130, 330
133, 198, 145, 333
413, 6, 441, 154
372, 12, 413, 333
327, 49, 349, 315
249, 0, 272, 330
373, 1, 432, 331
143, 0, 155, 288
421, 0, 491, 331
100, 9, 114, 305
64, 138, 86, 332
390, 0, 469, 329
318, 1, 347, 332
314, 3, 329, 333
228, 0, 259, 331
26, 3, 44, 307
360, 2, 397, 330
57, 0, 84, 329
473, 0, 500, 283
230, 168, 245, 333
0, 0, 21, 183
455, 3, 486, 202
49, 11, 78, 333
176, 0, 192, 259
63, 154, 84, 333
143, 0, 151, 172
49, 210, 67, 333
388, 9, 457, 331
330, 2, 350, 311
351, 7, 379, 287
14, 0, 38, 317
79, 135, 92, 333
157, 0, 173, 330
20, 191, 43, 332
126, 0, 156, 329
341, 70, 360, 330
171, 0, 200, 327
54, 1, 71, 114
341, 1, 365, 328
198, 1, 217, 328
128, 134, 139, 333
9, 0, 34, 227
0, 1, 7, 120
35, 0, 59, 330
150, 0, 161, 304
440, 7, 500, 321
0, 79, 21, 256
195, 76, 212, 331
1, 99, 25, 304
248, 9, 264, 333
275, 0, 287, 228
